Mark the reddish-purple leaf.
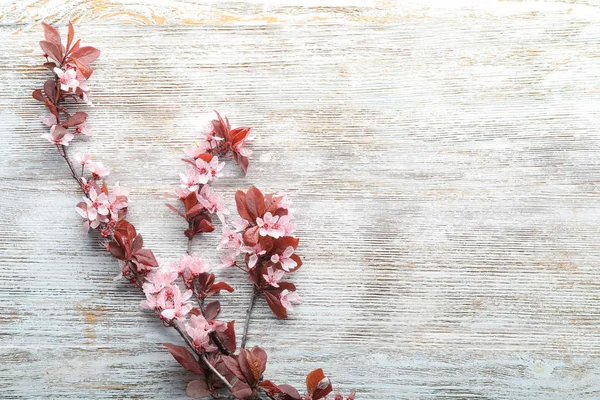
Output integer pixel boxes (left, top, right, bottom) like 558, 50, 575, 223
270, 237, 300, 255
66, 22, 75, 53
245, 186, 265, 220
233, 152, 249, 175
210, 282, 234, 294
70, 57, 93, 79
70, 46, 101, 64
40, 40, 62, 63
215, 321, 236, 353
186, 379, 212, 398
279, 384, 302, 400
32, 89, 44, 102
43, 80, 57, 103
263, 291, 288, 319
108, 242, 126, 260
41, 22, 62, 48
235, 190, 252, 221
204, 301, 220, 321
306, 369, 332, 400
132, 248, 159, 268
221, 355, 245, 382
131, 234, 143, 253
186, 203, 205, 220
243, 226, 260, 247
231, 380, 253, 399
165, 203, 185, 219
163, 343, 204, 376
62, 111, 87, 127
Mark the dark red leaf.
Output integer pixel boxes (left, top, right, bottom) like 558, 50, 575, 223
186, 203, 206, 220
62, 111, 87, 127
204, 300, 220, 321
215, 321, 236, 353
274, 282, 296, 292
40, 40, 62, 63
70, 57, 93, 79
258, 380, 283, 395
41, 22, 62, 48
43, 80, 57, 103
210, 282, 234, 294
101, 181, 109, 195
279, 384, 302, 400
233, 152, 249, 175
165, 203, 185, 219
243, 226, 260, 247
235, 190, 252, 221
66, 22, 74, 53
231, 380, 253, 399
69, 39, 80, 54
270, 237, 300, 255
133, 248, 159, 268
108, 242, 126, 260
287, 254, 303, 272
131, 234, 143, 253
263, 291, 288, 319
246, 351, 263, 382
32, 89, 44, 102
70, 46, 101, 64
306, 369, 332, 399
245, 186, 265, 220
238, 349, 254, 386
250, 346, 267, 378
221, 355, 245, 382
186, 379, 212, 398
163, 343, 203, 376
229, 127, 251, 147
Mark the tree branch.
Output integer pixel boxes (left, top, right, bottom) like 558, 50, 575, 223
240, 287, 257, 349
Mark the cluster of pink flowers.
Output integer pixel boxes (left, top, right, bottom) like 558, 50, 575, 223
35, 22, 355, 400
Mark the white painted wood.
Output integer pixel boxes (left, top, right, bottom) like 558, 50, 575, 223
1, 1, 600, 399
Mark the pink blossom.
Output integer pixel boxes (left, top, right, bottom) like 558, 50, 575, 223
107, 182, 128, 219
82, 187, 109, 222
40, 114, 57, 127
74, 153, 91, 166
204, 129, 223, 149
194, 158, 213, 185
41, 125, 75, 146
179, 167, 200, 192
142, 268, 179, 294
275, 191, 294, 211
198, 185, 228, 220
218, 225, 243, 252
235, 144, 252, 157
74, 122, 91, 135
256, 212, 283, 238
270, 246, 298, 272
75, 202, 101, 234
174, 187, 192, 200
184, 142, 211, 159
185, 314, 215, 352
173, 254, 210, 284
209, 156, 225, 178
279, 289, 303, 312
87, 161, 110, 178
146, 285, 193, 322
277, 214, 296, 236
219, 251, 237, 268
263, 266, 285, 288
232, 219, 250, 232
54, 67, 79, 91
242, 243, 267, 269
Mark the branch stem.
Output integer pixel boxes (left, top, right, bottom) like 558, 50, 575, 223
240, 287, 257, 349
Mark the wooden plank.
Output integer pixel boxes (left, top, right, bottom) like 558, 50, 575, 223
1, 1, 600, 399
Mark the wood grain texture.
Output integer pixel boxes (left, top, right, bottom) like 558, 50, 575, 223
1, 0, 600, 399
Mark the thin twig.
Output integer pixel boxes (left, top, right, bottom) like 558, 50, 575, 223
240, 287, 257, 349
187, 237, 193, 255
173, 323, 233, 390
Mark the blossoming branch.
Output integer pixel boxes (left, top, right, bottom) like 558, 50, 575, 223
33, 22, 355, 400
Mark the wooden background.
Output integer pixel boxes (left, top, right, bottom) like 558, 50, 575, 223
1, 1, 600, 399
